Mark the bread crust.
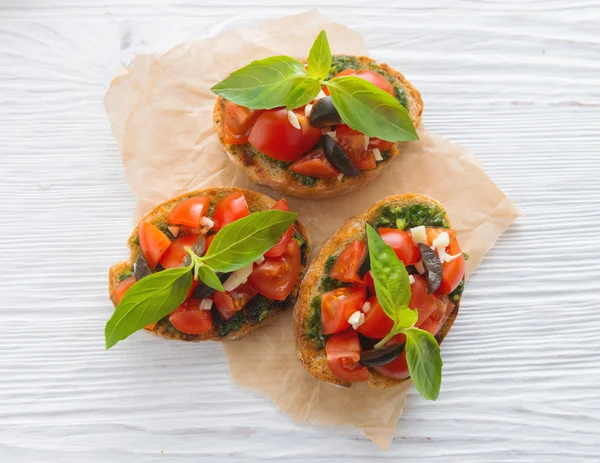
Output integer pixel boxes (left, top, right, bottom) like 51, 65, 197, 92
293, 194, 461, 388
213, 55, 423, 199
108, 187, 311, 342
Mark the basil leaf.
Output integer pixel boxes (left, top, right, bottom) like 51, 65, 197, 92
197, 264, 225, 292
396, 307, 419, 330
325, 76, 418, 142
211, 56, 311, 110
286, 78, 322, 110
404, 328, 443, 400
366, 224, 411, 322
105, 267, 192, 349
307, 30, 332, 80
202, 210, 297, 273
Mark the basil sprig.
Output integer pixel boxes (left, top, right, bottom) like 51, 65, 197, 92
105, 210, 297, 349
366, 224, 443, 400
211, 30, 417, 142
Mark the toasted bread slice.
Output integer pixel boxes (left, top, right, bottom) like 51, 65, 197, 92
293, 194, 461, 388
109, 187, 311, 342
213, 55, 423, 199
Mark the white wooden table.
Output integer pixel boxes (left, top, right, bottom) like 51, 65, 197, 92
1, 1, 599, 461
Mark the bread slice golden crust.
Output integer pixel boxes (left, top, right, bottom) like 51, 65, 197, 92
213, 55, 423, 199
108, 187, 311, 342
293, 194, 461, 388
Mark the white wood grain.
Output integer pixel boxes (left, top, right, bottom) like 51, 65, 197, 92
1, 1, 599, 462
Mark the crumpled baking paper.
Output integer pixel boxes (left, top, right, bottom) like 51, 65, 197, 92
104, 10, 520, 449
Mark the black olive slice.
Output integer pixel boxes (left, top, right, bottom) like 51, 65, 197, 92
192, 271, 232, 300
309, 96, 342, 127
322, 135, 361, 177
134, 253, 152, 281
418, 243, 443, 294
359, 343, 406, 367
182, 234, 207, 267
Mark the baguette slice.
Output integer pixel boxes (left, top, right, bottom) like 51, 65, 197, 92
294, 194, 461, 388
213, 55, 423, 199
109, 187, 311, 342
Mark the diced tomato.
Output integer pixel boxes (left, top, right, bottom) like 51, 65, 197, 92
425, 227, 456, 246
326, 69, 395, 96
329, 239, 366, 285
289, 148, 340, 178
438, 237, 465, 295
369, 138, 395, 152
265, 198, 293, 257
138, 222, 171, 268
167, 197, 209, 228
213, 284, 257, 320
363, 270, 375, 296
270, 198, 290, 212
335, 124, 376, 170
248, 108, 321, 162
113, 276, 136, 305
169, 298, 212, 334
326, 329, 369, 382
223, 101, 263, 145
159, 234, 199, 269
320, 286, 366, 335
410, 275, 439, 326
248, 238, 301, 301
357, 297, 394, 340
420, 300, 455, 335
373, 334, 409, 379
212, 191, 250, 231
378, 228, 420, 265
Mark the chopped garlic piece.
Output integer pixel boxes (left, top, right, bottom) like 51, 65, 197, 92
315, 90, 327, 100
304, 104, 313, 118
432, 232, 450, 250
348, 311, 365, 330
410, 226, 427, 245
167, 225, 180, 238
199, 299, 213, 311
255, 255, 265, 265
445, 252, 463, 262
326, 131, 337, 142
287, 110, 301, 129
321, 126, 332, 135
363, 135, 370, 151
199, 216, 214, 234
409, 275, 415, 284
372, 147, 383, 161
414, 261, 425, 274
437, 247, 448, 264
361, 301, 371, 313
337, 172, 344, 182
223, 263, 254, 291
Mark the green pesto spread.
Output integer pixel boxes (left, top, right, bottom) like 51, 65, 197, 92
305, 296, 326, 350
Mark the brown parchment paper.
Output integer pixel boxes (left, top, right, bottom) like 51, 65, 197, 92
104, 10, 520, 450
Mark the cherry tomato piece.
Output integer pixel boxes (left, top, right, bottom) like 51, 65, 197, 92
248, 238, 301, 301
248, 109, 321, 162
329, 239, 366, 285
326, 329, 369, 382
378, 228, 420, 265
223, 101, 263, 145
336, 124, 376, 170
325, 69, 395, 97
357, 297, 394, 340
212, 191, 250, 231
169, 298, 212, 334
159, 234, 199, 269
264, 198, 293, 257
289, 148, 340, 178
167, 197, 209, 228
113, 276, 136, 305
214, 284, 257, 320
438, 238, 465, 295
138, 222, 172, 268
320, 286, 367, 335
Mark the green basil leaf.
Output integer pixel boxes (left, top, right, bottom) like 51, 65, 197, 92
307, 30, 332, 80
211, 56, 310, 110
202, 210, 297, 273
197, 264, 225, 292
396, 307, 419, 330
325, 76, 418, 142
286, 78, 322, 110
404, 328, 443, 400
366, 224, 411, 322
105, 267, 192, 349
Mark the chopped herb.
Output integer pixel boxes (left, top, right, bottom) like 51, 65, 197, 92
375, 204, 449, 230
245, 294, 272, 324
290, 171, 318, 187
381, 149, 391, 161
324, 255, 337, 273
158, 223, 175, 241
214, 310, 248, 337
463, 252, 470, 261
449, 280, 465, 303
293, 232, 306, 248
326, 55, 360, 79
118, 269, 133, 282
305, 296, 326, 350
320, 254, 349, 291
133, 235, 140, 246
